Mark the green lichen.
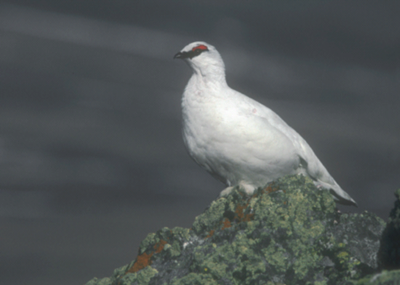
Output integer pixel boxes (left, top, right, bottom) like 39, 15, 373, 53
121, 266, 158, 285
85, 277, 111, 285
348, 269, 400, 284
192, 198, 226, 235
85, 265, 158, 285
170, 273, 218, 285
85, 174, 390, 285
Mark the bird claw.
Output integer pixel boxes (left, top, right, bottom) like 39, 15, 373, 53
219, 181, 255, 197
219, 186, 235, 197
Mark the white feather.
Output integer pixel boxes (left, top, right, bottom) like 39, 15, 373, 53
177, 41, 356, 206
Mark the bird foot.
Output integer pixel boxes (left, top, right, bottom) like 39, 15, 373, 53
219, 181, 255, 197
219, 186, 235, 197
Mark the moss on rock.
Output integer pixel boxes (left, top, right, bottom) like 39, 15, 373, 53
85, 175, 393, 285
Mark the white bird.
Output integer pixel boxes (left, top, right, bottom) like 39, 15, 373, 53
174, 41, 356, 206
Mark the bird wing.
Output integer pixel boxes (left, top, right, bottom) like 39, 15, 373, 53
232, 90, 356, 205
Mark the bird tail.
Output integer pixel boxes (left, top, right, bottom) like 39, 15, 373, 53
315, 180, 357, 207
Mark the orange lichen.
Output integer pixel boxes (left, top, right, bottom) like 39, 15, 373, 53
154, 239, 167, 253
204, 198, 256, 240
221, 218, 232, 230
235, 203, 247, 220
126, 239, 168, 274
242, 212, 254, 222
264, 184, 278, 194
126, 252, 153, 273
234, 202, 254, 223
205, 229, 215, 239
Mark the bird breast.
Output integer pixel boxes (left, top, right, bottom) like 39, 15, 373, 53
181, 83, 299, 185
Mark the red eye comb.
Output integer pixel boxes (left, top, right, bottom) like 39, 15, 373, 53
192, 45, 208, 51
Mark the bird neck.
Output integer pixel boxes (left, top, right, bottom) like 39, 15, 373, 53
190, 62, 227, 88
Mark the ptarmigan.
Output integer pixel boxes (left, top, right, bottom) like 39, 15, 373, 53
174, 41, 356, 206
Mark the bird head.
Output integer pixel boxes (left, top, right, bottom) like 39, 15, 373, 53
174, 41, 225, 79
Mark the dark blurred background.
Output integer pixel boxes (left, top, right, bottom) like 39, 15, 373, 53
0, 1, 398, 284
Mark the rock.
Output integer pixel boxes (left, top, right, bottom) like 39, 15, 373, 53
86, 175, 389, 285
348, 269, 400, 285
377, 188, 400, 270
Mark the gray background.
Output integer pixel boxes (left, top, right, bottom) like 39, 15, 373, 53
0, 1, 399, 284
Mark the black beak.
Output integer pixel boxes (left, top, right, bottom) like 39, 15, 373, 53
173, 51, 189, 59
173, 52, 183, 59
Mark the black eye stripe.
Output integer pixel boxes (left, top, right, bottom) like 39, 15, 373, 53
183, 46, 208, 59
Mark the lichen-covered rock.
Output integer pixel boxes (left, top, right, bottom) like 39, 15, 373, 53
377, 188, 400, 270
347, 269, 400, 285
85, 175, 388, 285
86, 263, 158, 285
